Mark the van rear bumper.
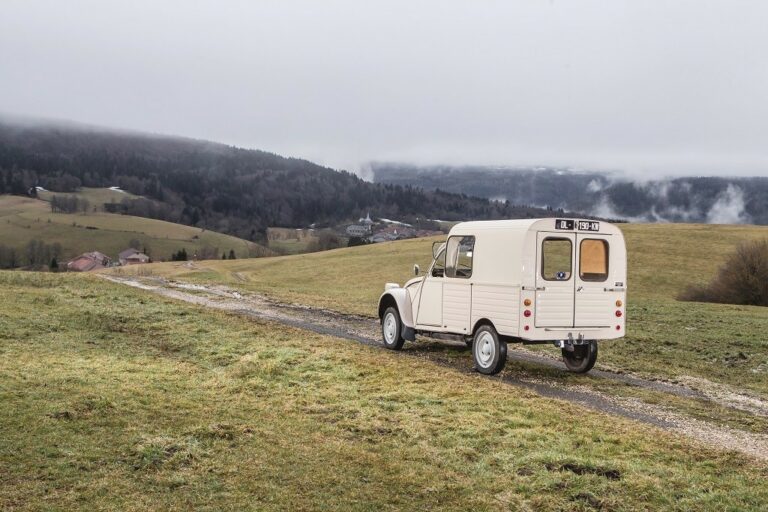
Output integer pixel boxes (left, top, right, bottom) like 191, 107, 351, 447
520, 326, 624, 342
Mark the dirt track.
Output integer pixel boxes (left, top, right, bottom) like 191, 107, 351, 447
103, 274, 768, 462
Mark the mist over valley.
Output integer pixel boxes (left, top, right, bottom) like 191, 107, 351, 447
373, 164, 768, 225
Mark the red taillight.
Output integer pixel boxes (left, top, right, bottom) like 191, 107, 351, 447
615, 310, 622, 317
524, 310, 532, 317
616, 325, 621, 330
524, 325, 530, 331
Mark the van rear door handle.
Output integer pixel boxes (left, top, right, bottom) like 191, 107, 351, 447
576, 286, 584, 292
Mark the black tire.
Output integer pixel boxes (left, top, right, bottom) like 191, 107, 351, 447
381, 306, 405, 350
562, 340, 598, 373
472, 324, 507, 375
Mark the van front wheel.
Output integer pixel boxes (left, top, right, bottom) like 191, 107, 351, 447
562, 341, 598, 373
381, 307, 405, 350
472, 325, 507, 375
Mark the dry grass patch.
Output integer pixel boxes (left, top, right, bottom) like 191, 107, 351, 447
0, 273, 767, 510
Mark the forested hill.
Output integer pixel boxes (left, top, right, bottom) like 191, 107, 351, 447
373, 164, 768, 225
0, 118, 578, 242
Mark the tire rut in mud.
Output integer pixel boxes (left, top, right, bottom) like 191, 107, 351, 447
102, 275, 768, 461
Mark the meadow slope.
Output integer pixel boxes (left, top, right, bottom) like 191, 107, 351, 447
1, 272, 766, 510
119, 223, 768, 397
0, 193, 267, 262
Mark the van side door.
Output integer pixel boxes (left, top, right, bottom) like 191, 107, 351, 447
574, 235, 615, 328
415, 247, 446, 327
442, 235, 475, 334
535, 232, 576, 328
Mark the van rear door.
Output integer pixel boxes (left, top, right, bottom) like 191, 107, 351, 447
574, 235, 614, 328
534, 232, 575, 328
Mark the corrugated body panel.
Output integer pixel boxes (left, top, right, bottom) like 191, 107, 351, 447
443, 282, 471, 332
535, 287, 574, 327
471, 284, 519, 335
575, 288, 613, 327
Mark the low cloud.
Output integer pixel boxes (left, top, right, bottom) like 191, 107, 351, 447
706, 185, 751, 224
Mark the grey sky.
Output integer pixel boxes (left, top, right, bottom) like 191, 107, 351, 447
1, 0, 767, 177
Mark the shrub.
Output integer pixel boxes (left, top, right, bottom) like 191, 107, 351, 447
680, 239, 768, 306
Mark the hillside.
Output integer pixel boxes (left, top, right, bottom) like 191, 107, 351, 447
36, 185, 142, 210
125, 223, 768, 310
116, 223, 768, 398
0, 193, 267, 266
2, 272, 767, 510
0, 118, 581, 242
373, 164, 768, 225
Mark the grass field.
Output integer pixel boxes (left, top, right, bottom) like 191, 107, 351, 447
1, 272, 766, 510
266, 227, 318, 255
117, 223, 768, 397
36, 186, 141, 210
0, 194, 267, 262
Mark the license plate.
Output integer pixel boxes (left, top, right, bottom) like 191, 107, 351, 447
578, 220, 600, 231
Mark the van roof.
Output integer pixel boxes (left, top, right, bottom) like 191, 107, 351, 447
451, 219, 541, 231
449, 218, 623, 236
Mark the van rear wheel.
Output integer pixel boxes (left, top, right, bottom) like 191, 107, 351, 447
562, 340, 598, 373
472, 325, 507, 375
381, 307, 405, 350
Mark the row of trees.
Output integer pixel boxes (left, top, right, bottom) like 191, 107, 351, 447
171, 247, 237, 261
50, 195, 90, 213
0, 239, 63, 269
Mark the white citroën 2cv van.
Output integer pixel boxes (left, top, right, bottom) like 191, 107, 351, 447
378, 218, 627, 375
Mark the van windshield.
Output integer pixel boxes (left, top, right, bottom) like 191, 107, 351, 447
431, 248, 446, 277
446, 236, 475, 278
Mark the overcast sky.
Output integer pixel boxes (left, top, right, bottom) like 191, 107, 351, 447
1, 0, 767, 177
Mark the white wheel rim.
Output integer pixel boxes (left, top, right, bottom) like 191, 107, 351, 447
475, 331, 495, 368
383, 312, 397, 344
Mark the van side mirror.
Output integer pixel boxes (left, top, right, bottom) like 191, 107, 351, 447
413, 264, 420, 276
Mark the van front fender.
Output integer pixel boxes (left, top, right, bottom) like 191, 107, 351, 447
378, 288, 416, 339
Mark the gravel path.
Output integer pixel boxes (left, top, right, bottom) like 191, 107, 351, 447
103, 274, 768, 462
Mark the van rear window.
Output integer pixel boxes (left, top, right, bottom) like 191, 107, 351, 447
579, 239, 608, 281
542, 238, 572, 281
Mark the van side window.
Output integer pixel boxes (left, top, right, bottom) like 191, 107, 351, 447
446, 236, 475, 278
542, 238, 572, 281
431, 248, 446, 277
580, 239, 609, 281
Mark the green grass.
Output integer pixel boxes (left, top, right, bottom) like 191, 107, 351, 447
0, 194, 267, 262
266, 227, 318, 255
623, 223, 768, 299
122, 223, 768, 397
268, 238, 314, 255
1, 272, 766, 510
37, 186, 142, 210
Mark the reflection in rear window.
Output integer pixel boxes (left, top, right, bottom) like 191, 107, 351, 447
580, 239, 608, 281
542, 238, 572, 280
